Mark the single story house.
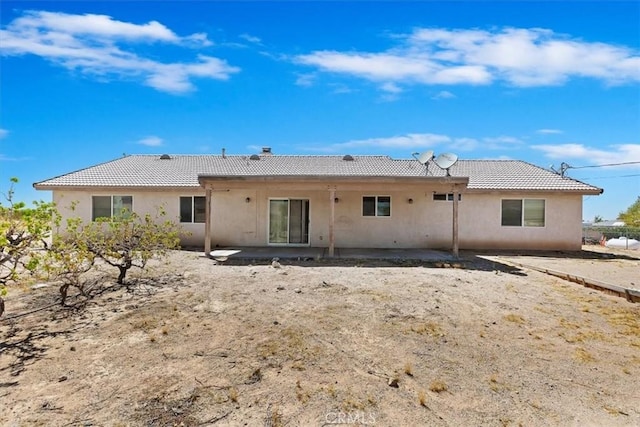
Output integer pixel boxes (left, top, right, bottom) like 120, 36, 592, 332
34, 150, 602, 254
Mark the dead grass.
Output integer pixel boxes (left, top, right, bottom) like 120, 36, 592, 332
488, 374, 507, 392
574, 347, 596, 363
504, 313, 525, 324
128, 315, 159, 332
603, 405, 627, 416
358, 289, 392, 301
418, 390, 427, 407
559, 330, 608, 344
267, 404, 284, 427
257, 326, 321, 362
325, 384, 337, 398
558, 317, 581, 330
534, 305, 552, 314
429, 380, 448, 393
295, 380, 310, 404
228, 387, 238, 403
601, 308, 640, 335
409, 321, 444, 337
341, 390, 376, 412
529, 400, 542, 410
404, 362, 413, 377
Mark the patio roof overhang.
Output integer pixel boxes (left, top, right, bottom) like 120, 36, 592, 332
199, 174, 469, 259
197, 174, 470, 190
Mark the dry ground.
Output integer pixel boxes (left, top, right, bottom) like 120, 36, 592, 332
1, 249, 639, 426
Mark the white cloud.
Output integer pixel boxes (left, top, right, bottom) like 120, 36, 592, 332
452, 137, 479, 151
329, 83, 353, 94
343, 133, 451, 149
184, 33, 213, 47
532, 143, 640, 165
11, 11, 179, 41
295, 73, 316, 87
0, 154, 30, 162
295, 27, 639, 90
305, 131, 532, 153
432, 90, 456, 100
138, 136, 164, 147
380, 82, 403, 93
309, 133, 451, 153
0, 10, 237, 94
296, 51, 491, 85
536, 128, 563, 134
239, 33, 262, 44
0, 129, 8, 139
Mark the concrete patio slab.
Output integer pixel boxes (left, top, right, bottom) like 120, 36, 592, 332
210, 246, 456, 262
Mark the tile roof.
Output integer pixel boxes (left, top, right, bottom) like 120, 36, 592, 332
34, 154, 602, 193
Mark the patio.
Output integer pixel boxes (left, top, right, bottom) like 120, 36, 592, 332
208, 246, 458, 262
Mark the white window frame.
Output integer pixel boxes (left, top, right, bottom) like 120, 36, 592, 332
92, 195, 133, 221
267, 198, 311, 246
501, 198, 546, 227
362, 195, 392, 217
433, 193, 462, 202
180, 196, 206, 223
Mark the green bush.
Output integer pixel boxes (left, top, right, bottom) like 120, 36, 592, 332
0, 178, 55, 316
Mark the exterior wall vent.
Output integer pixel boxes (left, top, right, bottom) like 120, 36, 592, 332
160, 154, 171, 160
342, 154, 354, 161
249, 154, 261, 160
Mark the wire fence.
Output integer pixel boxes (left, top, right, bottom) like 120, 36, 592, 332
582, 226, 640, 245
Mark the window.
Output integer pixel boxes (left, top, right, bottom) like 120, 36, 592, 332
363, 196, 391, 217
433, 193, 462, 201
180, 196, 206, 223
92, 195, 133, 220
501, 199, 545, 227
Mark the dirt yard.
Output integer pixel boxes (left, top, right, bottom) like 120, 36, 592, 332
1, 248, 639, 426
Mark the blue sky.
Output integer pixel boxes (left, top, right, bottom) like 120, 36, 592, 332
1, 1, 638, 221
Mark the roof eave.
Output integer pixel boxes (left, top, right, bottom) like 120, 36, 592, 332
197, 174, 470, 185
33, 184, 202, 191
465, 188, 603, 195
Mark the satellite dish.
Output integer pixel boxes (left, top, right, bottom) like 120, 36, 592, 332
434, 153, 458, 170
433, 153, 459, 176
418, 150, 434, 164
412, 150, 434, 165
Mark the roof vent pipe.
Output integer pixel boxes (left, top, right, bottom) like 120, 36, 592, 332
222, 148, 226, 159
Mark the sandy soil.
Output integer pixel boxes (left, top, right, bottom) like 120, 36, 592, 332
1, 249, 639, 426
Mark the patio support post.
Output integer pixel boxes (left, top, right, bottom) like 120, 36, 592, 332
452, 185, 459, 258
328, 187, 336, 257
204, 187, 212, 257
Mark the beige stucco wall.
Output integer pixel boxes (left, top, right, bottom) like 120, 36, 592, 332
49, 184, 585, 251
52, 189, 208, 247
458, 192, 584, 251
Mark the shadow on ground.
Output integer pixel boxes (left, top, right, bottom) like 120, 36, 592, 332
469, 247, 640, 261
218, 253, 529, 276
0, 323, 75, 380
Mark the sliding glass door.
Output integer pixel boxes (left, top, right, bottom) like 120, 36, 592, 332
269, 199, 309, 245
